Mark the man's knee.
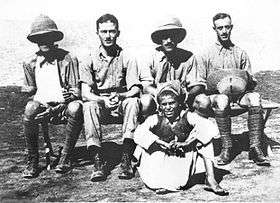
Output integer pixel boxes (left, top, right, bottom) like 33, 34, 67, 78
193, 94, 211, 110
83, 101, 100, 112
212, 94, 230, 110
24, 100, 44, 120
245, 92, 261, 107
122, 97, 140, 117
140, 94, 157, 116
123, 97, 140, 107
66, 101, 83, 118
193, 94, 212, 117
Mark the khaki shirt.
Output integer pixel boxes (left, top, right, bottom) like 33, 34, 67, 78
140, 47, 206, 90
197, 41, 252, 79
22, 48, 80, 98
79, 45, 141, 94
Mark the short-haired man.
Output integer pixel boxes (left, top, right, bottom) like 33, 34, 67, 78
80, 14, 141, 181
198, 13, 269, 166
140, 17, 206, 117
22, 15, 83, 178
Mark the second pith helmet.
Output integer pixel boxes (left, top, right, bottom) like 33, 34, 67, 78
151, 17, 186, 45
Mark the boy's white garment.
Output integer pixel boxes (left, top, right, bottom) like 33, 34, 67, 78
134, 111, 219, 191
33, 56, 65, 105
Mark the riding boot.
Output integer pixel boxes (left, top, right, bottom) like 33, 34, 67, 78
118, 138, 135, 179
248, 106, 270, 166
22, 119, 40, 178
215, 109, 234, 165
55, 116, 82, 173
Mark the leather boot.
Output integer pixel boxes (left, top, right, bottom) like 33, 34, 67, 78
249, 146, 270, 166
248, 106, 270, 166
55, 114, 83, 173
22, 119, 40, 178
215, 110, 234, 165
22, 153, 39, 178
118, 138, 135, 180
90, 146, 106, 182
55, 153, 72, 173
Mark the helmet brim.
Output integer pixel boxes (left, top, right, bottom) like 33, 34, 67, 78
151, 28, 186, 45
27, 30, 64, 43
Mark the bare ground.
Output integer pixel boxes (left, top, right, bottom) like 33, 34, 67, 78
1, 71, 280, 202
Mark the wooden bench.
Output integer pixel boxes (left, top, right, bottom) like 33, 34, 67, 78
230, 99, 280, 125
229, 99, 280, 156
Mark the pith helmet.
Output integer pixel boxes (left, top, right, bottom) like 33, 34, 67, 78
207, 69, 249, 100
151, 17, 186, 45
27, 14, 64, 43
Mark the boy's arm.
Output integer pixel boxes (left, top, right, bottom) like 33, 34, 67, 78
187, 111, 219, 145
134, 115, 163, 150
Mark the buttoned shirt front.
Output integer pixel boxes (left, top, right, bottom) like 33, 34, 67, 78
143, 47, 206, 90
197, 41, 252, 79
80, 45, 141, 94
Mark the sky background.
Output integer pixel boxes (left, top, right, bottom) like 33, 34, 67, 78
0, 0, 279, 86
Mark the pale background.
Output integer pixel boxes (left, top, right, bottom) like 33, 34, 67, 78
0, 0, 279, 85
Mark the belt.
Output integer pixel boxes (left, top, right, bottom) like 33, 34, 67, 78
96, 86, 127, 94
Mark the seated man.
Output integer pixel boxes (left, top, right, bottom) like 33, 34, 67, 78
22, 15, 83, 178
139, 17, 206, 118
197, 13, 269, 166
80, 14, 141, 181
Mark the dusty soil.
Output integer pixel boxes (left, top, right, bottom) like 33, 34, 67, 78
1, 71, 280, 202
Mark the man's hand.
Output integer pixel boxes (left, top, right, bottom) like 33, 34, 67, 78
62, 88, 76, 103
34, 107, 53, 122
103, 96, 119, 109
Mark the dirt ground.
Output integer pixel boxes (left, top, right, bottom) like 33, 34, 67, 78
1, 71, 280, 202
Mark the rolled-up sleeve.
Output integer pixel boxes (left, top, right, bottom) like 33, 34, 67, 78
66, 55, 80, 98
22, 61, 37, 95
137, 52, 154, 85
79, 54, 95, 87
241, 50, 252, 73
123, 51, 142, 90
184, 55, 207, 89
134, 115, 159, 150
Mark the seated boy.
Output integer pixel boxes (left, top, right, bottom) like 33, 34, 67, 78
133, 81, 228, 195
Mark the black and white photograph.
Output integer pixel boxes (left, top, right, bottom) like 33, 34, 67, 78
0, 0, 280, 201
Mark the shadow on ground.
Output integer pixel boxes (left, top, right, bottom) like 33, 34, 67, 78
2, 78, 280, 201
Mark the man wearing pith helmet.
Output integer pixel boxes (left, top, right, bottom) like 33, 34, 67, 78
22, 14, 83, 178
197, 13, 269, 166
139, 17, 206, 118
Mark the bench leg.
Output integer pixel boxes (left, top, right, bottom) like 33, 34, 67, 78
41, 122, 54, 170
263, 109, 274, 157
263, 109, 272, 126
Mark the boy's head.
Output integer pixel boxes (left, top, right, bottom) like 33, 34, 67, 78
157, 81, 183, 120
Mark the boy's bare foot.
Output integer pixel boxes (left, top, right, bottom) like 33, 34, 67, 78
204, 178, 229, 196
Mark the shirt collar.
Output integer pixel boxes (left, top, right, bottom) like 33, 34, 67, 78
156, 46, 180, 62
98, 44, 122, 60
36, 53, 56, 67
215, 40, 235, 52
